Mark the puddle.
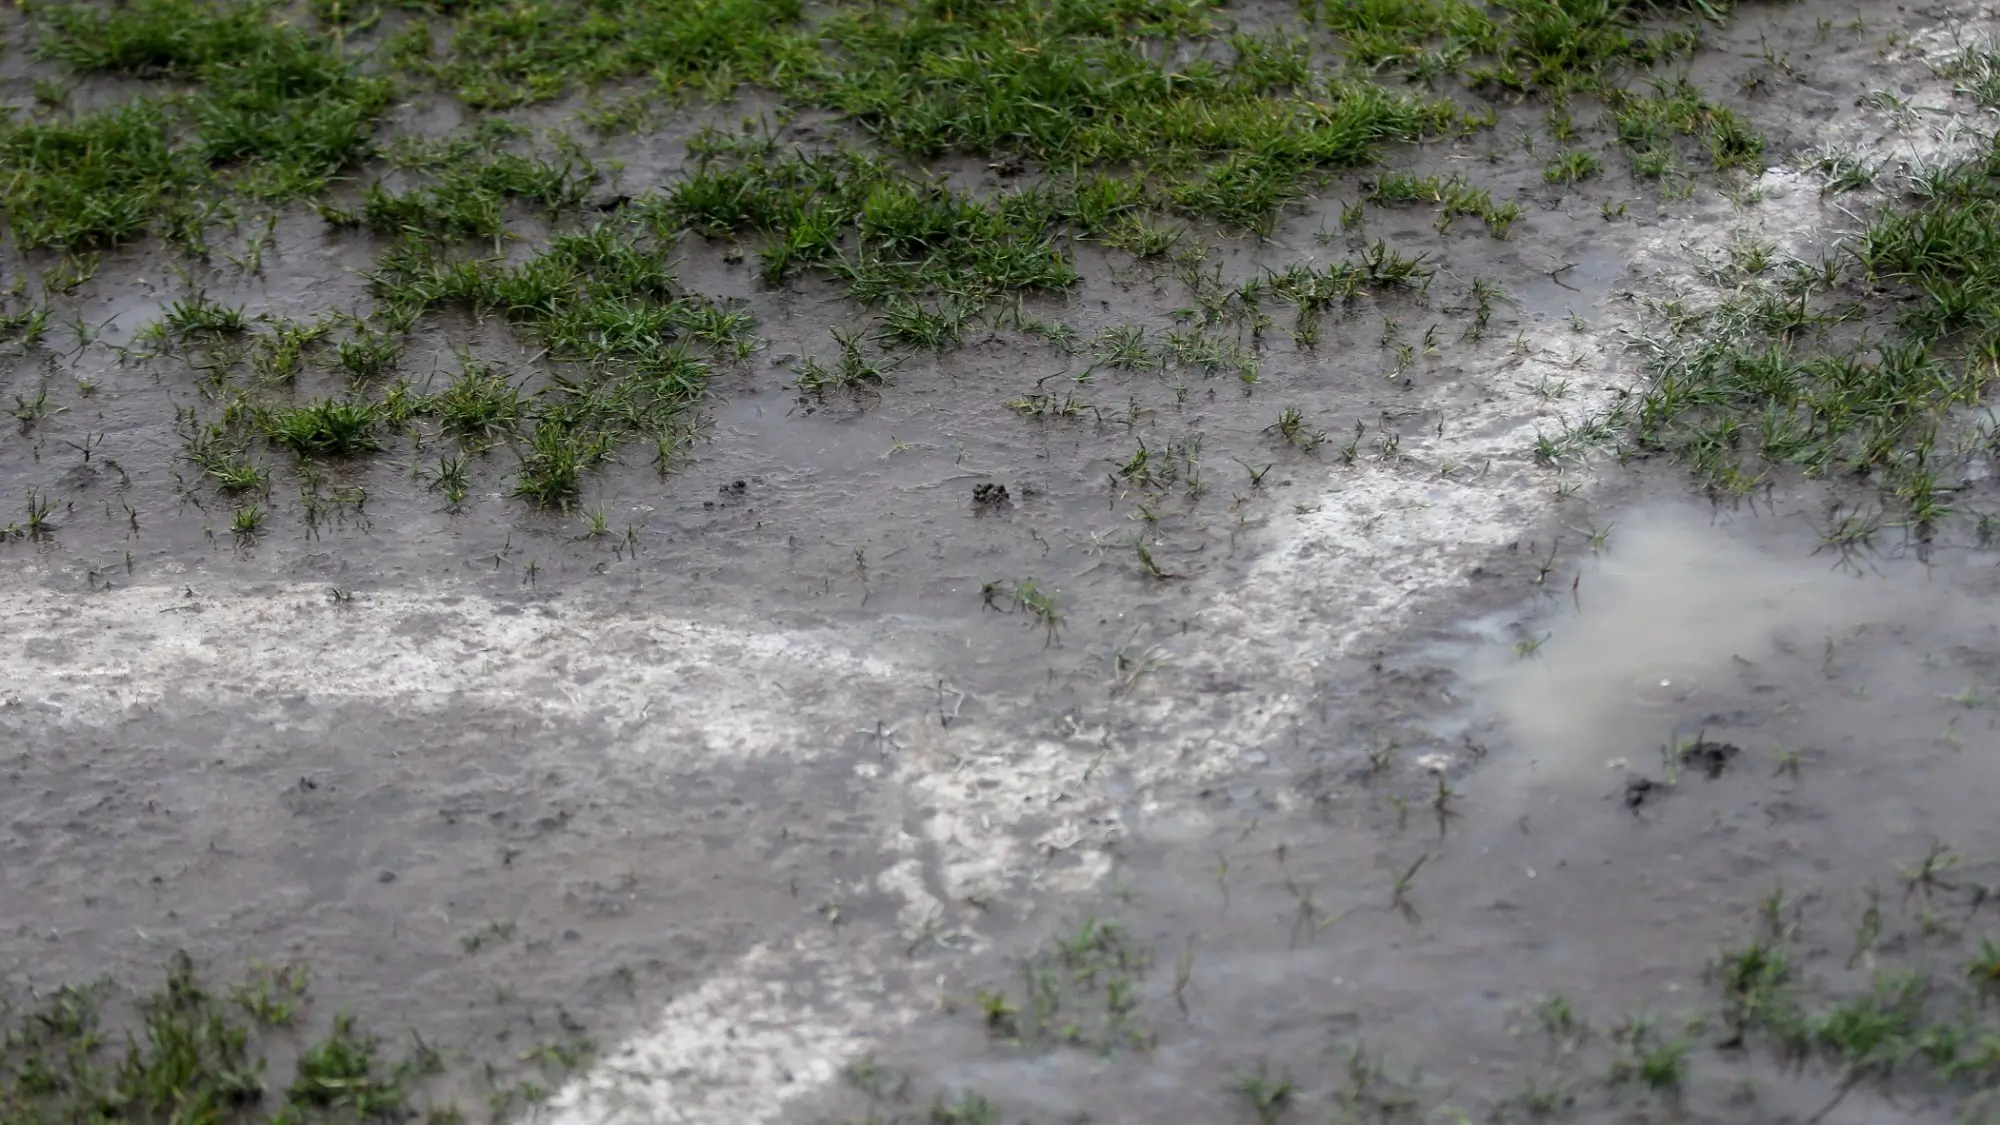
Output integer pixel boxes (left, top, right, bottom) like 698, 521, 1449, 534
833, 500, 2000, 1125
1463, 506, 1904, 803
1509, 243, 1628, 321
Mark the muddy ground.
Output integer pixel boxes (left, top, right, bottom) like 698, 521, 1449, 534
5, 0, 2000, 1122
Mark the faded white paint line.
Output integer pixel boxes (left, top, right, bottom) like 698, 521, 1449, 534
0, 586, 898, 743
530, 932, 911, 1125
0, 580, 1091, 1125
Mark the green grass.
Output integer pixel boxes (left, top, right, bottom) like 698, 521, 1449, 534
984, 578, 1066, 646
1608, 76, 1762, 180
232, 503, 267, 535
805, 1, 1456, 232
1706, 900, 2000, 1111
1601, 40, 2000, 522
1620, 126, 2000, 531
1310, 0, 1758, 181
973, 917, 1151, 1053
0, 0, 1784, 521
263, 398, 383, 458
658, 135, 1083, 298
0, 0, 1766, 260
1229, 1062, 1295, 1125
332, 151, 601, 242
432, 359, 530, 443
878, 297, 973, 350
408, 0, 1467, 230
336, 327, 404, 380
370, 223, 756, 506
1542, 147, 1601, 185
390, 0, 1757, 231
1308, 0, 1721, 92
1606, 1014, 1694, 1105
162, 216, 755, 510
0, 101, 197, 250
1365, 170, 1523, 236
5, 0, 391, 251
0, 302, 53, 348
0, 952, 452, 1124
420, 0, 806, 109
165, 292, 252, 336
793, 329, 897, 399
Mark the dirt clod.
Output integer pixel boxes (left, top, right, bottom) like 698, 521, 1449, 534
1683, 738, 1742, 780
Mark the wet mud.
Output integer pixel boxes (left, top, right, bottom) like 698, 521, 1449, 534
824, 502, 2000, 1123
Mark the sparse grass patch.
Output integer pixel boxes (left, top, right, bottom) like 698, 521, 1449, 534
1230, 1062, 1295, 1124
1703, 888, 2000, 1116
335, 327, 404, 380
371, 222, 756, 503
510, 419, 603, 508
210, 457, 270, 493
1938, 32, 2000, 109
1805, 143, 1880, 193
1007, 377, 1090, 421
1607, 77, 1763, 181
1711, 937, 1798, 1046
972, 917, 1150, 1053
126, 216, 753, 516
1606, 1013, 1695, 1106
878, 298, 971, 351
1268, 406, 1328, 452
982, 577, 1065, 646
0, 302, 53, 349
253, 319, 333, 384
335, 152, 600, 242
1308, 1, 1760, 180
0, 951, 450, 1123
792, 328, 897, 399
1366, 170, 1523, 236
1542, 147, 1601, 185
164, 292, 251, 337
230, 963, 311, 1029
427, 451, 473, 507
1622, 129, 2000, 529
1238, 243, 1438, 344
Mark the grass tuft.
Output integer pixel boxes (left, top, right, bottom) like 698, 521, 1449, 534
0, 951, 444, 1123
263, 398, 381, 458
